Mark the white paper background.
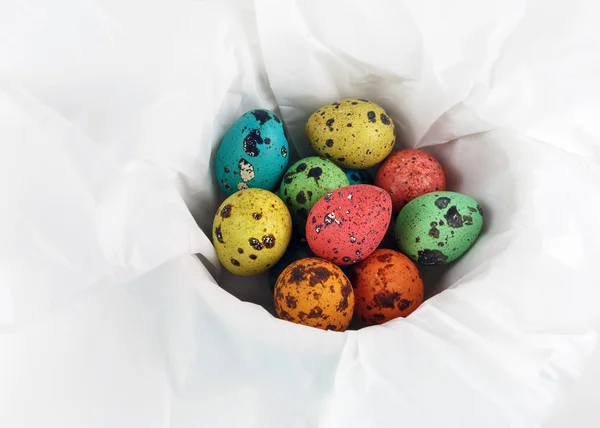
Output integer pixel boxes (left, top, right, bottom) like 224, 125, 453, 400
1, 0, 599, 427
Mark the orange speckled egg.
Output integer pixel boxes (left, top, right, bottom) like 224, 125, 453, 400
348, 249, 423, 325
274, 258, 354, 331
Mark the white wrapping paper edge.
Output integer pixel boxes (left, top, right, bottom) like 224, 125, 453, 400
1, 0, 600, 427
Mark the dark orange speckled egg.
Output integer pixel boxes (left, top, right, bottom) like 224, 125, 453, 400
348, 249, 423, 325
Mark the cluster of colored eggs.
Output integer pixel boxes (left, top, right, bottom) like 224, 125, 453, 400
212, 99, 484, 332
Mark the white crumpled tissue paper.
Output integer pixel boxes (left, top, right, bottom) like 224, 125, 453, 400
1, 0, 600, 427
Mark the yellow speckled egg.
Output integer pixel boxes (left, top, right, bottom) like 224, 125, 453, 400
274, 258, 354, 331
212, 188, 292, 276
305, 99, 396, 169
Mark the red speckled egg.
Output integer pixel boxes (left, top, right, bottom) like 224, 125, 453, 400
375, 149, 446, 214
306, 184, 392, 265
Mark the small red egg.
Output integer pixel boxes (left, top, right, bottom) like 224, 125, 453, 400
306, 185, 392, 265
375, 149, 446, 214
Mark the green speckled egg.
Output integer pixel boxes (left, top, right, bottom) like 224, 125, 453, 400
280, 157, 349, 232
394, 191, 484, 265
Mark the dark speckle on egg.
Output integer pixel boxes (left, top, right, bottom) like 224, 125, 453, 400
373, 291, 400, 309
307, 167, 322, 181
336, 283, 352, 312
288, 264, 307, 284
428, 226, 440, 239
215, 226, 224, 243
262, 234, 276, 248
398, 299, 411, 311
243, 129, 264, 157
445, 206, 464, 228
252, 109, 272, 125
308, 266, 333, 286
286, 295, 297, 309
249, 238, 263, 250
220, 205, 232, 218
417, 249, 448, 265
367, 111, 376, 123
435, 197, 451, 209
296, 191, 307, 205
369, 313, 386, 323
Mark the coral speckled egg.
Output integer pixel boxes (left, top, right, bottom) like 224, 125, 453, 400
375, 149, 446, 214
306, 185, 392, 265
212, 188, 292, 275
274, 258, 354, 331
342, 168, 373, 185
395, 191, 484, 265
280, 157, 349, 232
215, 109, 289, 195
348, 249, 424, 325
305, 99, 396, 169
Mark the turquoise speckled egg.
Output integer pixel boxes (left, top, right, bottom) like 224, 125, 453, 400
280, 157, 349, 232
394, 191, 484, 265
215, 109, 289, 195
342, 168, 373, 185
